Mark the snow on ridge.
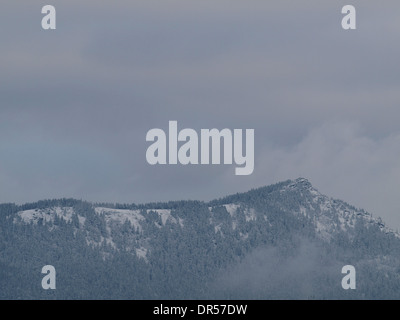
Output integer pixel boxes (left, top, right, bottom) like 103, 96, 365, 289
16, 207, 75, 225
96, 207, 177, 229
147, 209, 174, 226
308, 192, 400, 240
280, 179, 399, 240
95, 207, 144, 231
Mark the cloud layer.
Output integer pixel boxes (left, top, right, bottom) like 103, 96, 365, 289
1, 1, 400, 229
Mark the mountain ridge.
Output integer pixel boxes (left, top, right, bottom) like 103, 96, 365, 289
1, 177, 400, 299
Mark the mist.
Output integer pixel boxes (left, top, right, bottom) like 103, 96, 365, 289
211, 238, 346, 299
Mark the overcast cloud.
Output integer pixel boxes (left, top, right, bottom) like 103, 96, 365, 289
1, 1, 400, 229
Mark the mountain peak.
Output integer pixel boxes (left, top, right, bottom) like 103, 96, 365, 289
3, 178, 400, 299
284, 177, 319, 194
294, 177, 311, 184
293, 177, 314, 188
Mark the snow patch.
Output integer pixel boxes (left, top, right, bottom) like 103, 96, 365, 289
244, 208, 256, 222
299, 206, 307, 216
95, 207, 144, 231
147, 209, 174, 226
17, 207, 74, 225
136, 247, 148, 260
223, 204, 240, 217
214, 224, 222, 234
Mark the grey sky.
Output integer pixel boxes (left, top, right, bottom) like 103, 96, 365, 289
1, 1, 400, 229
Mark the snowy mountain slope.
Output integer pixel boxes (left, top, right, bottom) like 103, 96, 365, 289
12, 178, 399, 260
4, 178, 400, 299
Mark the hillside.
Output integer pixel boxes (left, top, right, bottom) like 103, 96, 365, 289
1, 178, 399, 299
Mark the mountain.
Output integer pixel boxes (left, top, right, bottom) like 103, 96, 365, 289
1, 178, 400, 299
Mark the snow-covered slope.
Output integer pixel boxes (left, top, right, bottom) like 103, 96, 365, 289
13, 178, 399, 260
